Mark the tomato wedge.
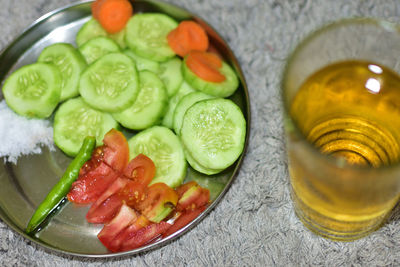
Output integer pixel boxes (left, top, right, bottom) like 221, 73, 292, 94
98, 204, 138, 250
123, 154, 155, 186
109, 215, 150, 252
86, 177, 129, 223
117, 180, 148, 209
137, 183, 178, 223
120, 221, 171, 251
67, 162, 119, 204
186, 51, 226, 83
176, 181, 210, 211
102, 129, 130, 173
163, 206, 206, 238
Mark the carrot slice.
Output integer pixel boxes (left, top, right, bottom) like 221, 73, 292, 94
167, 21, 209, 57
91, 0, 106, 20
186, 51, 226, 83
95, 0, 133, 34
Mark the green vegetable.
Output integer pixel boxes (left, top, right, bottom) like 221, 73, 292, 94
125, 13, 178, 62
25, 137, 96, 234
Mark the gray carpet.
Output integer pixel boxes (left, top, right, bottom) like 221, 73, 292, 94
1, 0, 400, 266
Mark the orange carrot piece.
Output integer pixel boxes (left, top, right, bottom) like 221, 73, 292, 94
91, 0, 105, 20
168, 21, 209, 57
96, 0, 133, 34
186, 51, 226, 83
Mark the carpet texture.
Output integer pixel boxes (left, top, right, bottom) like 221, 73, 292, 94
1, 0, 400, 266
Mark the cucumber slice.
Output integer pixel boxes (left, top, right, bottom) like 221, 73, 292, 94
182, 57, 239, 97
128, 126, 186, 188
79, 52, 139, 112
162, 81, 195, 129
76, 18, 126, 48
123, 49, 160, 73
2, 63, 61, 118
109, 29, 126, 49
173, 92, 214, 135
185, 149, 223, 175
54, 97, 118, 157
76, 19, 107, 47
158, 57, 183, 97
125, 13, 178, 62
112, 71, 168, 130
38, 43, 86, 101
181, 98, 246, 170
79, 36, 121, 64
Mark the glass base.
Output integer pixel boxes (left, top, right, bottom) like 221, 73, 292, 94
291, 189, 388, 241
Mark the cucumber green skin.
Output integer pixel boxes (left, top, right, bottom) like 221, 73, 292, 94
173, 91, 214, 135
158, 57, 183, 97
25, 137, 96, 234
79, 36, 121, 64
180, 98, 246, 170
125, 13, 178, 62
123, 49, 160, 73
128, 126, 187, 188
54, 97, 118, 157
162, 81, 196, 129
112, 71, 168, 130
76, 19, 108, 47
2, 63, 61, 118
79, 52, 139, 112
38, 43, 87, 101
76, 18, 126, 49
184, 148, 223, 175
182, 57, 239, 98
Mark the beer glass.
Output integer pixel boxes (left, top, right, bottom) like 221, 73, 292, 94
282, 19, 400, 240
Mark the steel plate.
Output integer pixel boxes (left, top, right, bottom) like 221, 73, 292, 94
0, 0, 250, 257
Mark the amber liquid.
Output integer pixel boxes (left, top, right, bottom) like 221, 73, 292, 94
289, 61, 400, 240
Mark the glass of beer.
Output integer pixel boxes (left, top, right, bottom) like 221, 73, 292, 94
282, 18, 400, 240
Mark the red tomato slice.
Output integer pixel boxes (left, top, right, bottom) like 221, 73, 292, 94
79, 146, 104, 177
117, 180, 148, 210
137, 183, 178, 223
176, 181, 210, 211
102, 129, 130, 173
68, 162, 120, 204
162, 206, 206, 238
98, 204, 138, 250
109, 215, 150, 252
86, 177, 129, 224
123, 154, 155, 186
120, 221, 171, 251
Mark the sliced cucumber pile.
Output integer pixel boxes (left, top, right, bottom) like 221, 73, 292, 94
79, 52, 139, 112
2, 63, 61, 118
181, 98, 246, 171
54, 97, 118, 157
79, 36, 121, 64
128, 126, 186, 188
112, 71, 168, 130
38, 43, 87, 101
2, 10, 246, 184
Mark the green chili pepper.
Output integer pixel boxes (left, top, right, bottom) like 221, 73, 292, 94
25, 136, 96, 234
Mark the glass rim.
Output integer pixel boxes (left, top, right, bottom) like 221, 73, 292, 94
281, 17, 400, 172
